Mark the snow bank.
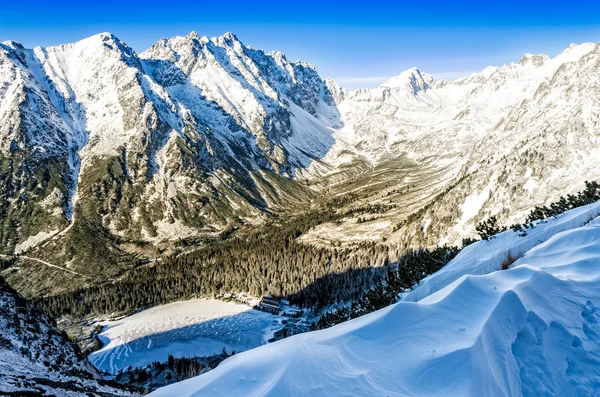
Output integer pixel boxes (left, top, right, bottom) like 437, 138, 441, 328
150, 203, 600, 396
405, 201, 600, 302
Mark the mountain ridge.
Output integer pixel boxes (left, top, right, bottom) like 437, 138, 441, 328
2, 32, 600, 300
0, 31, 337, 270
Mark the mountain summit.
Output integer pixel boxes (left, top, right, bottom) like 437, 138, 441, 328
380, 67, 432, 93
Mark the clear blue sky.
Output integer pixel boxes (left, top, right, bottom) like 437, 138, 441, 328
2, 0, 600, 89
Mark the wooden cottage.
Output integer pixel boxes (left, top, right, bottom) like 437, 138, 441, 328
259, 296, 282, 314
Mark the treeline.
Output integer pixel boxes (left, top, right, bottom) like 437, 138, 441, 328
37, 197, 395, 318
312, 246, 460, 330
0, 255, 16, 271
38, 181, 600, 324
114, 350, 231, 391
476, 181, 600, 240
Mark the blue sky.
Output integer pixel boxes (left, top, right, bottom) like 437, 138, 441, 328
2, 0, 600, 89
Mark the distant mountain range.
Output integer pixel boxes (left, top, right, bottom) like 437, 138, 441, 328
2, 32, 600, 297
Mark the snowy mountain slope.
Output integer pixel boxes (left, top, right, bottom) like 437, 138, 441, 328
404, 201, 600, 302
0, 276, 137, 396
0, 40, 75, 252
328, 42, 597, 165
149, 202, 600, 397
0, 32, 339, 285
139, 31, 339, 174
302, 42, 600, 249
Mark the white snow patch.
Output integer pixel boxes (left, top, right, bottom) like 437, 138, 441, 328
89, 299, 279, 374
453, 176, 495, 236
14, 230, 59, 254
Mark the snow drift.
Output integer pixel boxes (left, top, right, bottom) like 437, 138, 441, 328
149, 203, 600, 396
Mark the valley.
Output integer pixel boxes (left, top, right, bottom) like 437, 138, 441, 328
2, 28, 600, 396
2, 34, 600, 302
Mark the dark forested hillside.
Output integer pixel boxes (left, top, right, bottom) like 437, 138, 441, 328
36, 182, 600, 337
38, 196, 400, 318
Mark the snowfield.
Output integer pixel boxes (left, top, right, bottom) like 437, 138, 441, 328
150, 203, 600, 396
89, 299, 280, 374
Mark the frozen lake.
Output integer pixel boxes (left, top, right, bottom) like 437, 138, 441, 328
89, 299, 280, 373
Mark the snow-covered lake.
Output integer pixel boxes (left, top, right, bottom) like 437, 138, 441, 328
89, 299, 280, 374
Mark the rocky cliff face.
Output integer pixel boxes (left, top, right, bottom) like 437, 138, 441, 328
0, 276, 137, 395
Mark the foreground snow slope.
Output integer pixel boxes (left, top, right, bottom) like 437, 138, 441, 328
405, 201, 600, 302
150, 203, 600, 397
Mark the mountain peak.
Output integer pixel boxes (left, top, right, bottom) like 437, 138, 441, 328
217, 32, 242, 46
518, 53, 550, 67
98, 31, 117, 39
555, 42, 597, 63
325, 78, 346, 104
204, 32, 244, 50
222, 32, 238, 40
76, 32, 141, 68
186, 31, 201, 40
89, 31, 124, 46
0, 40, 24, 50
381, 67, 432, 94
67, 31, 130, 53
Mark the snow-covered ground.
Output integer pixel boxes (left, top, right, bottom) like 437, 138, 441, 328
149, 202, 600, 396
405, 201, 600, 302
89, 299, 281, 374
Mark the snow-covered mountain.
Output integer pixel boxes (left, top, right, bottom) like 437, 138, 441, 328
0, 276, 137, 396
0, 32, 338, 280
330, 43, 596, 166
304, 42, 600, 249
2, 32, 600, 293
148, 202, 600, 397
4, 31, 600, 395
